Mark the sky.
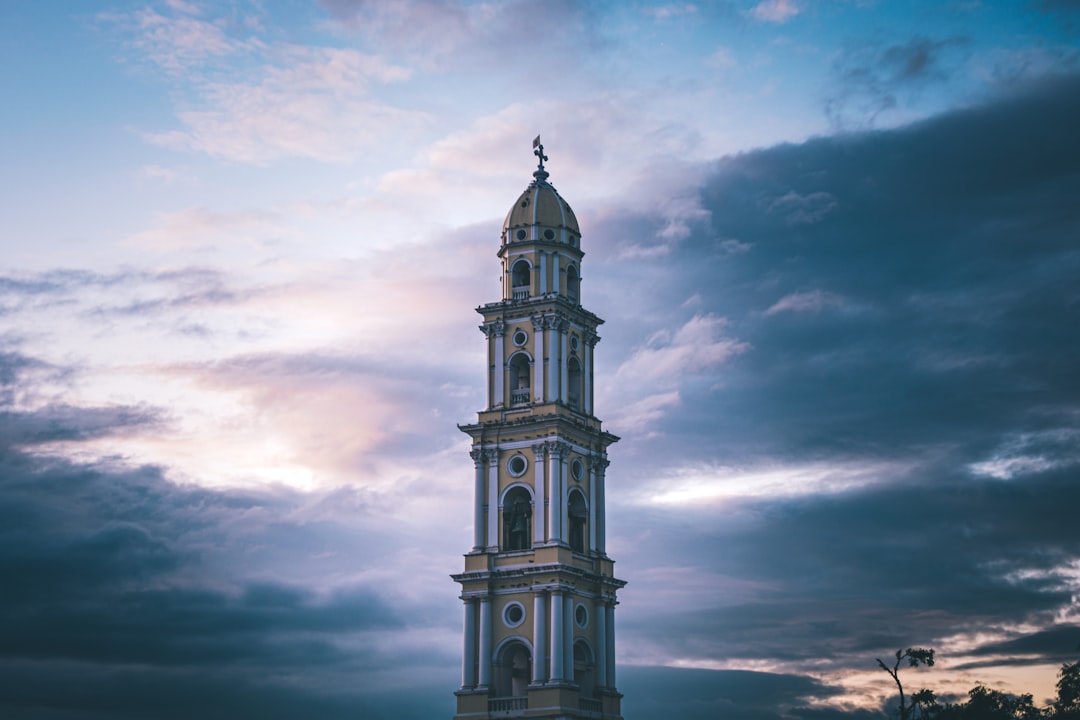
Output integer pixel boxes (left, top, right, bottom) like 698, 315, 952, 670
1, 1, 1079, 718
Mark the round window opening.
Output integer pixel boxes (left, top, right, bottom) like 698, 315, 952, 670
570, 335, 580, 352
571, 459, 584, 482
516, 229, 527, 240
504, 602, 526, 628
544, 228, 555, 240
507, 454, 528, 477
512, 330, 528, 346
575, 604, 588, 628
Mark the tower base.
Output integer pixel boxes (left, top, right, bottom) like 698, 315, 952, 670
453, 685, 622, 720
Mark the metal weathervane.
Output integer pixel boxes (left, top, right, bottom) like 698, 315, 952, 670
533, 135, 547, 172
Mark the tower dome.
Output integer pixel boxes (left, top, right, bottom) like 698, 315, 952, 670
501, 141, 581, 248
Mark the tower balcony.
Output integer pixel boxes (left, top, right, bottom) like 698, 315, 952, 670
488, 696, 527, 716
511, 285, 530, 301
510, 388, 531, 406
580, 697, 603, 713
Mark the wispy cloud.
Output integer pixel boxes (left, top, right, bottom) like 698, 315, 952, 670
749, 0, 800, 24
765, 289, 847, 316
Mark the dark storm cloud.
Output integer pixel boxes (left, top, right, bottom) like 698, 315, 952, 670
0, 350, 456, 719
962, 625, 1080, 664
593, 72, 1080, 695
598, 71, 1080, 467
619, 465, 1080, 667
621, 666, 852, 720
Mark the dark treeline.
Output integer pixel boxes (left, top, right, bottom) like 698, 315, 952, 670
879, 648, 1080, 720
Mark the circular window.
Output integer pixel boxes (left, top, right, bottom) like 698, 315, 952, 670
507, 454, 528, 477
504, 601, 526, 628
512, 329, 528, 346
575, 603, 588, 628
544, 228, 555, 240
516, 229, 526, 240
571, 458, 584, 482
570, 335, 580, 352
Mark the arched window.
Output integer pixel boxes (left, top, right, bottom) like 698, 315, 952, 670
574, 640, 595, 698
511, 260, 531, 301
568, 490, 587, 553
567, 356, 582, 410
502, 486, 532, 551
496, 641, 532, 698
508, 352, 531, 406
566, 264, 580, 304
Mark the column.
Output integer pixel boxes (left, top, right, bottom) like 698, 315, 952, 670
595, 458, 608, 554
584, 332, 597, 416
559, 323, 569, 403
588, 462, 597, 552
595, 600, 607, 689
532, 316, 545, 402
547, 443, 562, 543
492, 321, 505, 408
546, 318, 558, 402
605, 603, 616, 689
539, 252, 548, 295
478, 597, 492, 688
471, 449, 484, 550
462, 599, 477, 688
550, 590, 564, 681
563, 593, 574, 681
487, 449, 499, 550
532, 593, 548, 684
552, 252, 561, 295
532, 444, 546, 545
559, 445, 569, 543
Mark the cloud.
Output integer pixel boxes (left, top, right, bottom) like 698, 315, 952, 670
765, 289, 847, 315
145, 45, 423, 164
615, 313, 749, 386
825, 35, 970, 128
765, 190, 838, 225
0, 362, 462, 719
121, 3, 257, 74
580, 73, 1080, 709
318, 0, 599, 74
749, 0, 801, 24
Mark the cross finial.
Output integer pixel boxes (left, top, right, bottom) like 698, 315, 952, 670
533, 135, 548, 173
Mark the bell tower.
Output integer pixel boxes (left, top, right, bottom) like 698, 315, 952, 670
452, 139, 626, 720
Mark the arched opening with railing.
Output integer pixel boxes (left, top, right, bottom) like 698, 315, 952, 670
511, 259, 531, 301
508, 352, 531, 406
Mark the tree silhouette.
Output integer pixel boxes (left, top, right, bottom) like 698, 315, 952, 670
877, 648, 936, 720
1055, 662, 1080, 719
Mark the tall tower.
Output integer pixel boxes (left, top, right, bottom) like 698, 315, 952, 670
452, 141, 626, 720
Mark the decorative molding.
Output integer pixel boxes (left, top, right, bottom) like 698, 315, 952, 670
547, 440, 571, 459
470, 448, 484, 466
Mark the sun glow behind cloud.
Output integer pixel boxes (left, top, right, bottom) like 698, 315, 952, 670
635, 459, 913, 505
